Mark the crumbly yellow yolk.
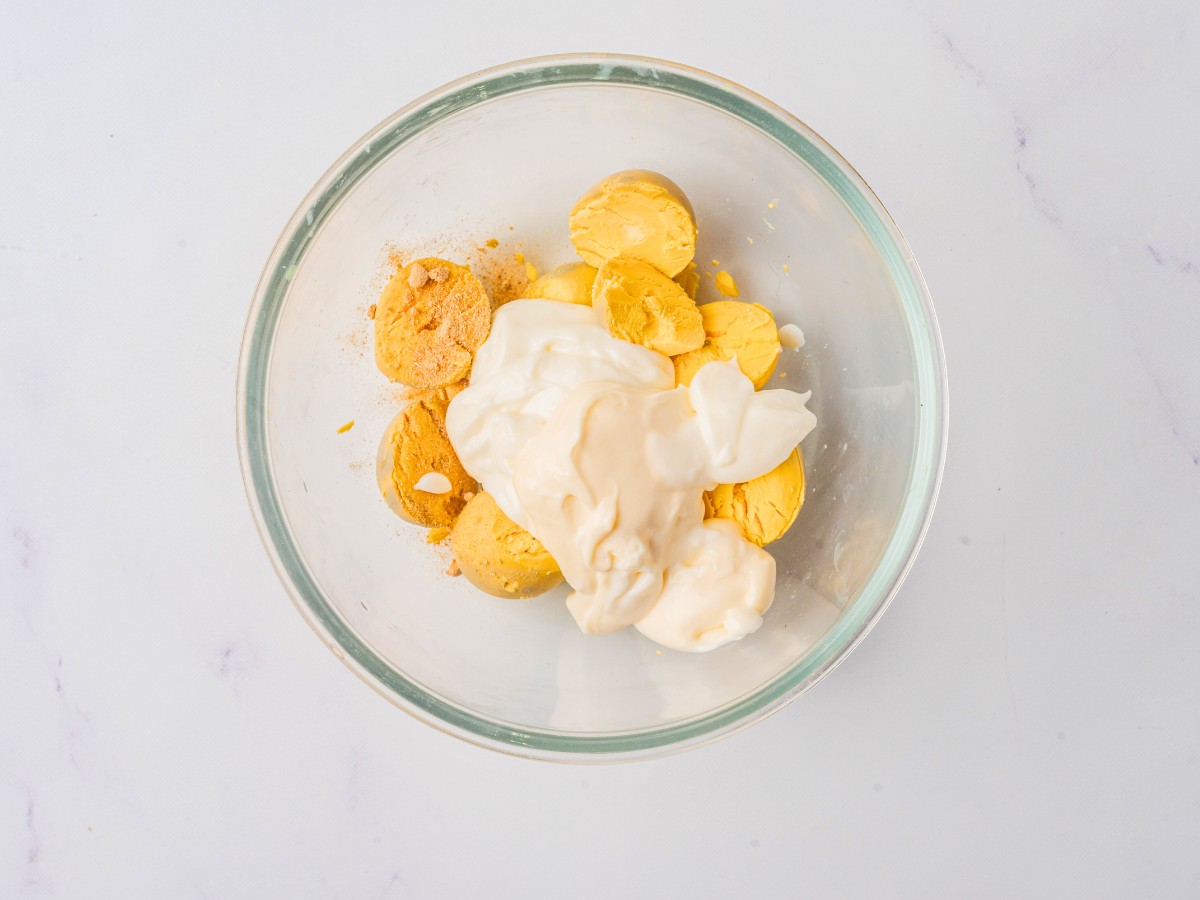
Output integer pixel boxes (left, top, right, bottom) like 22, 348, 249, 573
568, 170, 697, 277
704, 448, 805, 546
592, 257, 705, 356
714, 270, 739, 297
450, 492, 563, 599
672, 300, 781, 390
674, 261, 700, 300
373, 257, 491, 389
376, 385, 478, 528
525, 261, 597, 305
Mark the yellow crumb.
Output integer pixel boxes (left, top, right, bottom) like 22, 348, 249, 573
747, 236, 754, 245
714, 270, 739, 298
337, 420, 355, 434
524, 262, 539, 282
514, 252, 525, 264
426, 526, 451, 544
485, 238, 499, 249
783, 264, 790, 274
767, 199, 778, 209
710, 259, 720, 267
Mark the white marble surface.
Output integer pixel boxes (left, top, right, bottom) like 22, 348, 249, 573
3, 0, 1198, 896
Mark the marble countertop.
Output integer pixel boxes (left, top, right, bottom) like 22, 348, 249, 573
3, 1, 1197, 896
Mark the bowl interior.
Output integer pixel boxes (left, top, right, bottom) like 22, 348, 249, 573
243, 60, 942, 754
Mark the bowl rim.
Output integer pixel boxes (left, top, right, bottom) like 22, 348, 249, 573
236, 52, 948, 762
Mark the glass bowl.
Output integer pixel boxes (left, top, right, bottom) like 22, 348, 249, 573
236, 54, 947, 761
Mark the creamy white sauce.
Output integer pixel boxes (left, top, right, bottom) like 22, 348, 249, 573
779, 323, 806, 349
445, 300, 673, 528
413, 472, 451, 494
446, 299, 816, 652
634, 519, 776, 651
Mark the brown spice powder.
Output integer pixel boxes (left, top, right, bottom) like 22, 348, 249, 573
471, 251, 533, 308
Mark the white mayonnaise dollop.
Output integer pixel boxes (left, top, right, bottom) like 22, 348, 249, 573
446, 300, 816, 652
445, 300, 673, 529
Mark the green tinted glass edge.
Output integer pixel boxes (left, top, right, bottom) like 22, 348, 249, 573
242, 57, 946, 758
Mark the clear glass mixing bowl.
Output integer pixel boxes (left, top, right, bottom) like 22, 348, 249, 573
236, 54, 947, 761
